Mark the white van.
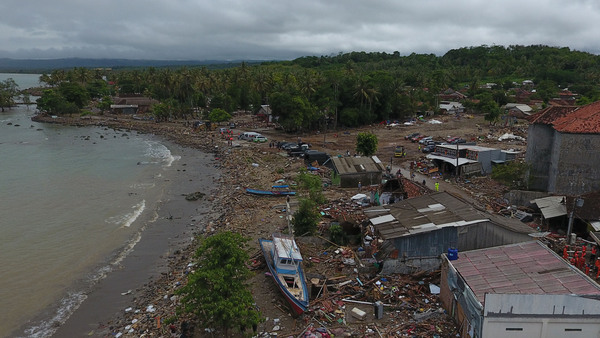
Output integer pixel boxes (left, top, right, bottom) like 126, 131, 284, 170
239, 132, 262, 141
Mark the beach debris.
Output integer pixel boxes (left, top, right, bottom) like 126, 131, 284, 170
351, 307, 367, 320
497, 133, 525, 141
185, 191, 205, 201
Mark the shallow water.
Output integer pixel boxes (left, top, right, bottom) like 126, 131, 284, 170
0, 76, 187, 337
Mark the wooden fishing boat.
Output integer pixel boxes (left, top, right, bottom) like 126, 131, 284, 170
246, 188, 296, 196
259, 233, 309, 315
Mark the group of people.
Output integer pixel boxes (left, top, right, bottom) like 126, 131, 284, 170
220, 128, 235, 146
563, 244, 600, 278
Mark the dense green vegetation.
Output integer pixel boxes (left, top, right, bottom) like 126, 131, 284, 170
0, 78, 19, 111
292, 199, 321, 236
491, 160, 532, 189
31, 45, 600, 131
177, 232, 262, 336
356, 132, 379, 156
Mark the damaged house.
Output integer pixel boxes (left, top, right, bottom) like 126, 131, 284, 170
331, 156, 385, 188
526, 101, 600, 195
364, 192, 534, 274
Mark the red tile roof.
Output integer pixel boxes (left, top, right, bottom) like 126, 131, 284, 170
450, 241, 600, 304
527, 105, 577, 124
552, 100, 600, 133
528, 100, 600, 133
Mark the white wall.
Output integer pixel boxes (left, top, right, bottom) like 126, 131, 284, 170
483, 318, 600, 338
483, 294, 600, 338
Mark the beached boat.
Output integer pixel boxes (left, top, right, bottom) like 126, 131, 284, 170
259, 233, 309, 315
246, 188, 296, 196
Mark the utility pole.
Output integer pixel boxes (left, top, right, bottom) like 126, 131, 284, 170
455, 143, 459, 177
566, 197, 584, 244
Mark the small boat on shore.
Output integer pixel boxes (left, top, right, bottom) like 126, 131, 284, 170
259, 233, 309, 315
246, 188, 296, 196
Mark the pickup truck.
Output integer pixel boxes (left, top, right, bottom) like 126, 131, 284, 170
287, 143, 311, 157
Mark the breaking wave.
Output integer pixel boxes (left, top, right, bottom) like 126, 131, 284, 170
143, 140, 181, 167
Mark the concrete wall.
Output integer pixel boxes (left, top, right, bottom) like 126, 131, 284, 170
483, 319, 600, 338
478, 149, 501, 174
552, 133, 600, 195
527, 124, 600, 195
504, 190, 549, 208
339, 172, 382, 188
526, 124, 554, 191
483, 294, 600, 338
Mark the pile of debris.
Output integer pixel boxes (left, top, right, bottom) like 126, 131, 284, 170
300, 266, 458, 336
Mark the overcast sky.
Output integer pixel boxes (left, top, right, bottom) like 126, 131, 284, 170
1, 0, 599, 61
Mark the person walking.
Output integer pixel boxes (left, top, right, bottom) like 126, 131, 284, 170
435, 182, 440, 192
358, 181, 362, 192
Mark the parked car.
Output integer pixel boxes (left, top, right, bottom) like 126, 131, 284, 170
278, 142, 296, 150
419, 136, 433, 144
239, 131, 261, 141
450, 138, 466, 144
405, 132, 420, 140
254, 136, 268, 143
422, 144, 436, 153
411, 134, 426, 143
287, 143, 311, 157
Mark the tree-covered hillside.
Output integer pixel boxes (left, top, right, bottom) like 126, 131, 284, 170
32, 45, 600, 131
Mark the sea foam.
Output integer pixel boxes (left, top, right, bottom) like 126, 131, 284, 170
144, 140, 180, 167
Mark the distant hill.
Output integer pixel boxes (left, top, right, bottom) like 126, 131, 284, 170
0, 58, 266, 73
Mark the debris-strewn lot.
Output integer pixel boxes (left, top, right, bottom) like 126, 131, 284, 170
33, 112, 528, 337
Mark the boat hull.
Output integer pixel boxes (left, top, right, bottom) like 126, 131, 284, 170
259, 239, 308, 316
247, 188, 296, 196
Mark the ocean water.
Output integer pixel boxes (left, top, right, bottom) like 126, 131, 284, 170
0, 74, 186, 337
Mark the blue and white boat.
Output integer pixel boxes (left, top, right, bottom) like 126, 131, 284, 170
259, 233, 309, 315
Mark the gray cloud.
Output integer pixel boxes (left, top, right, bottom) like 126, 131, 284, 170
1, 0, 599, 60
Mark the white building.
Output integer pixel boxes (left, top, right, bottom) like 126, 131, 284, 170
440, 241, 600, 338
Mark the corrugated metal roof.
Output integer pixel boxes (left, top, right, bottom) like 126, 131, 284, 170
367, 192, 533, 240
331, 156, 385, 175
450, 241, 600, 304
532, 196, 567, 219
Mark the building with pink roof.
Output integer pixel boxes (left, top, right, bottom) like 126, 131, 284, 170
441, 241, 600, 337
